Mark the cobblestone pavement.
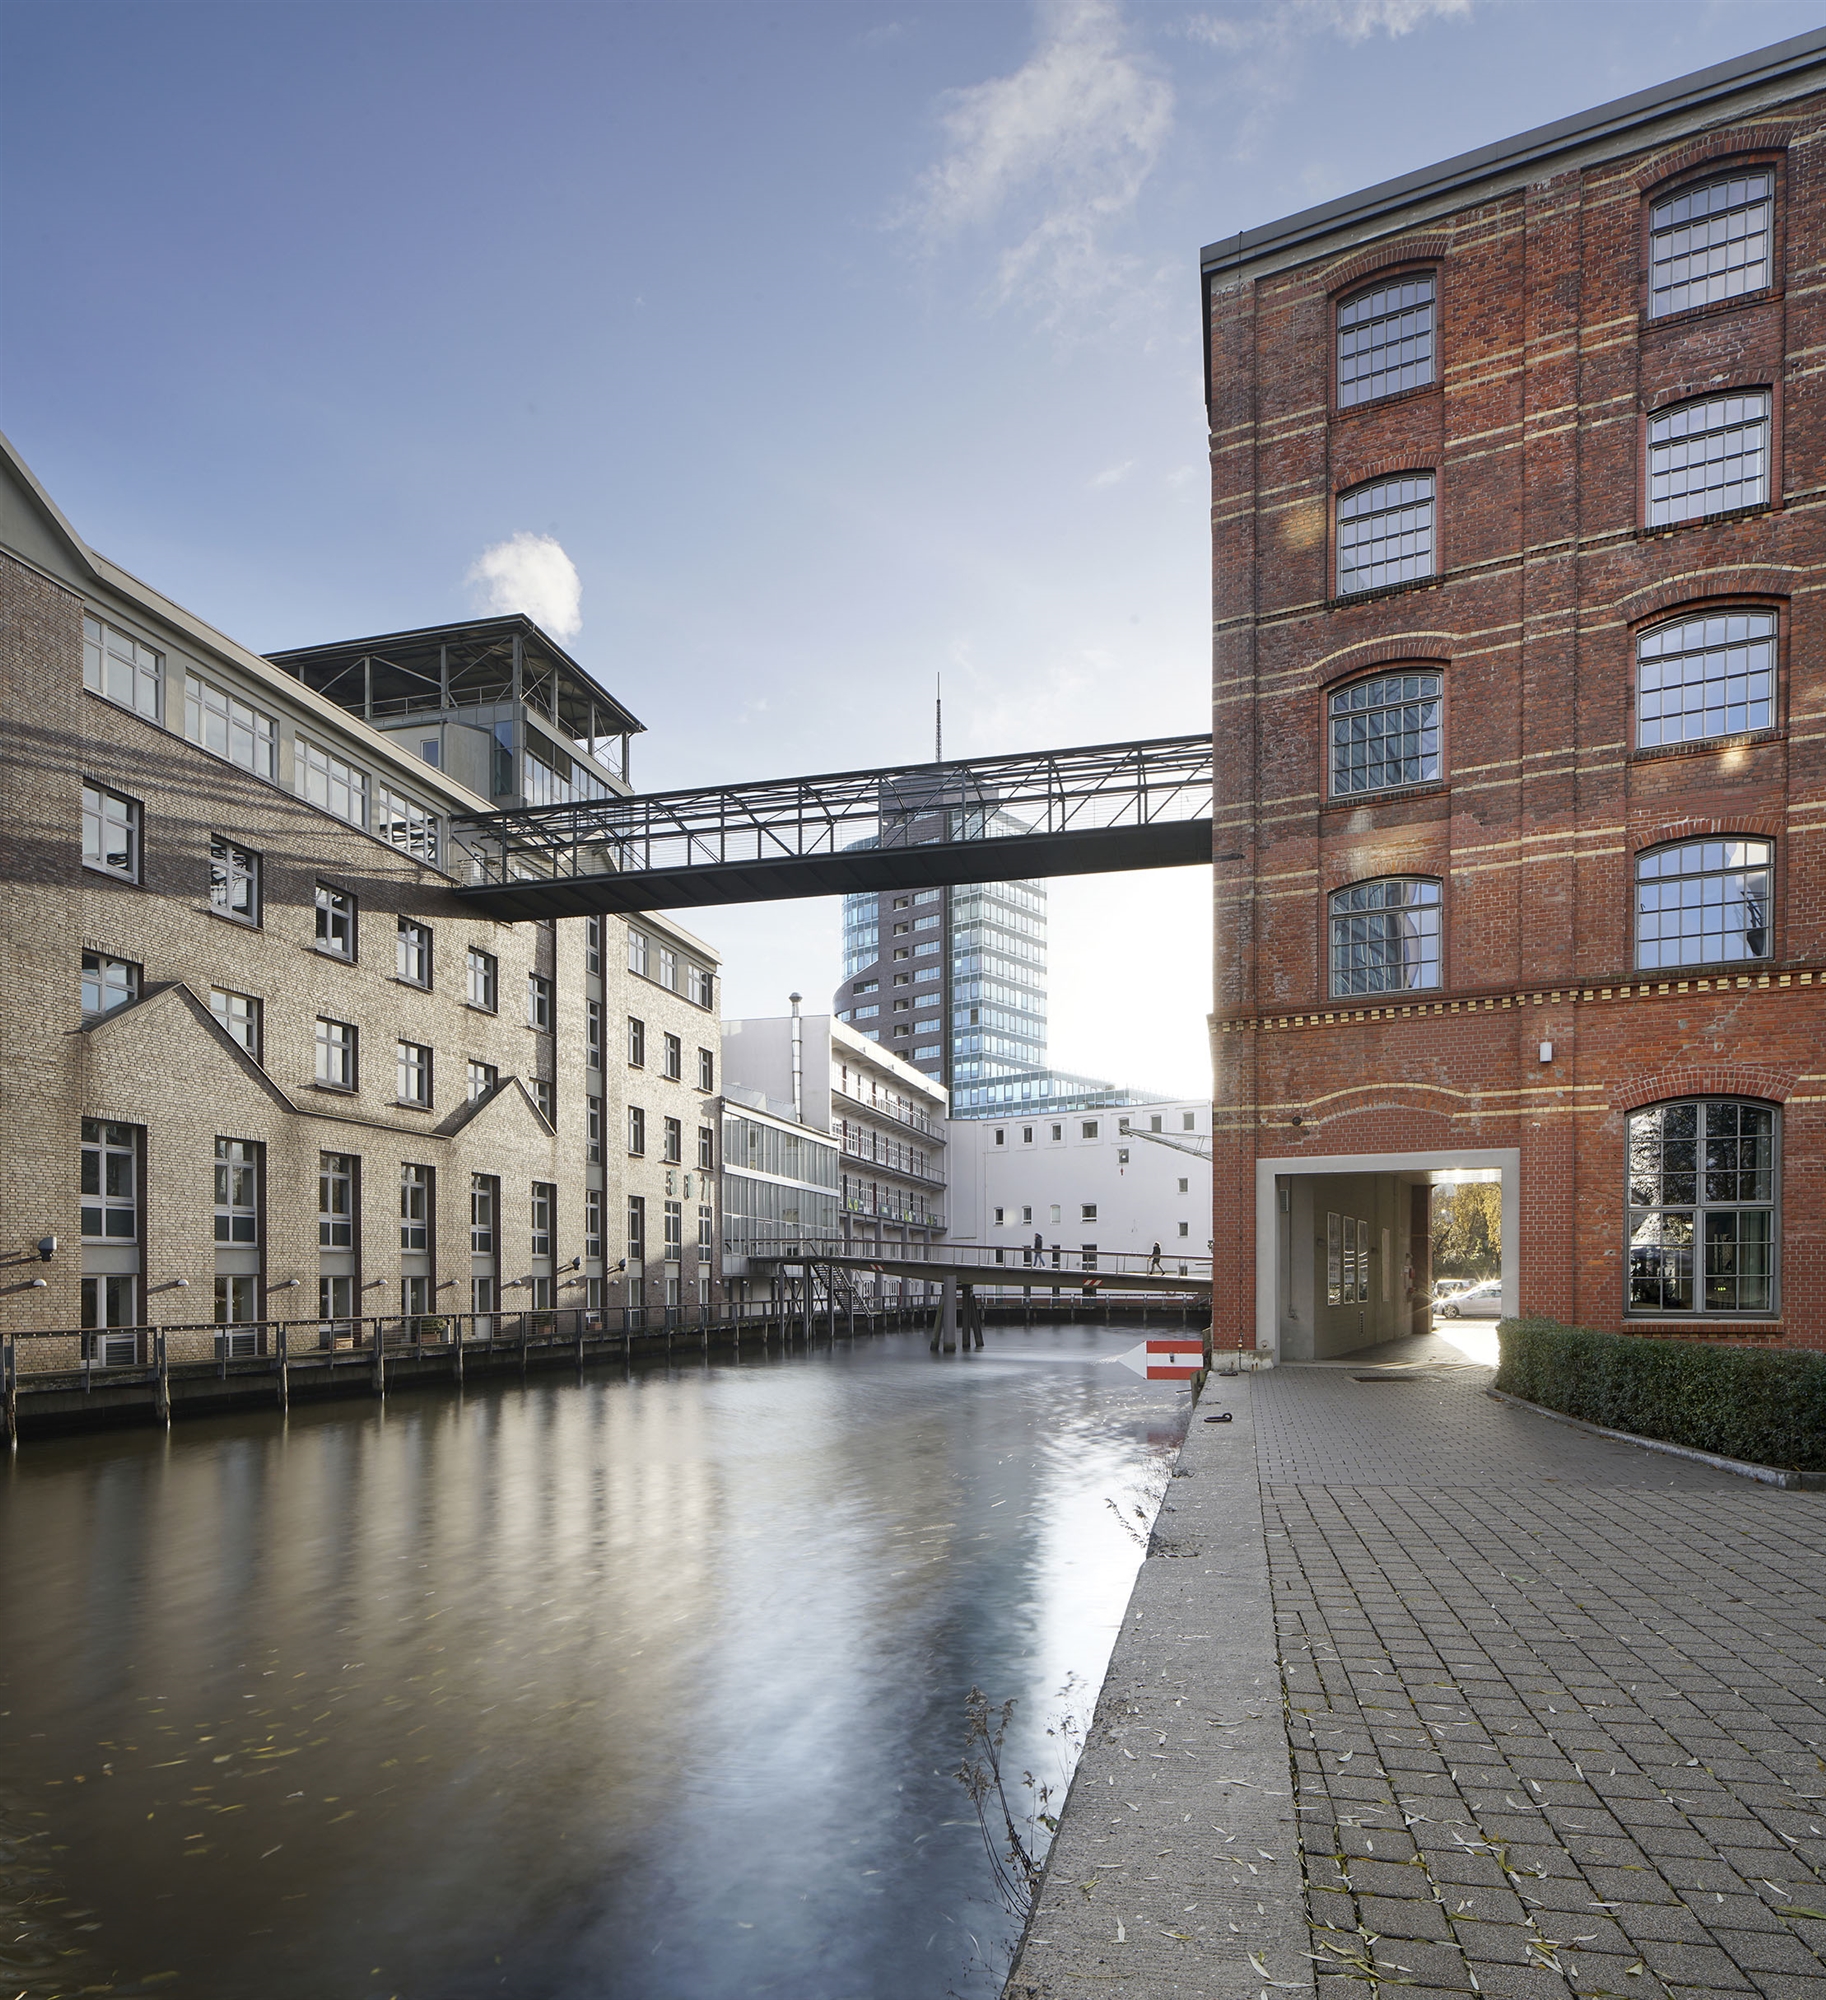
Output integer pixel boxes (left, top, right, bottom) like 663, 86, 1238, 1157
1259, 1363, 1826, 2000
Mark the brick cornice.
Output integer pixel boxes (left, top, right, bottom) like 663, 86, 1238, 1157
1324, 236, 1450, 298
1616, 569, 1793, 628
1609, 1062, 1799, 1113
1630, 128, 1794, 194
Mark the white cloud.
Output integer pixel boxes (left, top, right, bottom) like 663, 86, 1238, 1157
1089, 459, 1138, 488
466, 531, 582, 639
905, 0, 1173, 319
1187, 0, 1470, 51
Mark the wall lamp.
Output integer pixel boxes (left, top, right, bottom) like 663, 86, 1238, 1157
270, 1278, 302, 1291
37, 1235, 57, 1263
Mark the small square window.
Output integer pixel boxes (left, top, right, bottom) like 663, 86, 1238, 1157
994, 1129, 1005, 1145
1183, 1112, 1195, 1130
81, 783, 139, 881
81, 951, 139, 1017
1178, 1221, 1190, 1238
1081, 1121, 1098, 1139
210, 836, 260, 924
315, 884, 355, 958
1080, 1204, 1097, 1223
993, 1207, 1005, 1225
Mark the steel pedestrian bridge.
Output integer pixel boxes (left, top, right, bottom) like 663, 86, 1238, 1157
451, 733, 1214, 918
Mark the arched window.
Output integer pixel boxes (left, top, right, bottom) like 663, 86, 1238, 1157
1636, 609, 1775, 747
1336, 474, 1434, 596
1648, 171, 1773, 319
1329, 671, 1442, 796
1635, 837, 1772, 969
1337, 273, 1435, 407
1627, 1099, 1775, 1315
1647, 390, 1770, 524
1329, 878, 1441, 996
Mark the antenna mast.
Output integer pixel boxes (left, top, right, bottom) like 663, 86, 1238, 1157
935, 672, 943, 763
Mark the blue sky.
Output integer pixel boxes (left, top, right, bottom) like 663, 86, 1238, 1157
4, 0, 1819, 1096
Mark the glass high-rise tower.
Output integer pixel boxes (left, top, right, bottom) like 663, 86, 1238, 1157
833, 804, 1150, 1118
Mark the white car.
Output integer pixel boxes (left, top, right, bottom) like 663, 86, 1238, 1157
1437, 1278, 1502, 1319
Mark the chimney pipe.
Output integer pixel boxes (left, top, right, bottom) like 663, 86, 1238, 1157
789, 993, 804, 1123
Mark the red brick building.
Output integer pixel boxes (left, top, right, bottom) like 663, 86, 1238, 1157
1205, 31, 1826, 1359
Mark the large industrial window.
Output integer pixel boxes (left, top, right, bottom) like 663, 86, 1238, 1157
1329, 671, 1442, 796
1647, 391, 1770, 525
1636, 610, 1775, 746
1336, 474, 1435, 595
1329, 878, 1442, 996
1648, 171, 1772, 319
1337, 272, 1435, 407
1635, 838, 1772, 969
1628, 1099, 1775, 1314
374, 787, 441, 865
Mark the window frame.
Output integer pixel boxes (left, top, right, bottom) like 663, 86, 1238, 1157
81, 1119, 139, 1242
527, 972, 552, 1031
698, 1047, 715, 1092
466, 1059, 498, 1102
81, 950, 140, 1018
396, 917, 433, 988
396, 1039, 434, 1107
1325, 667, 1446, 802
465, 947, 499, 1012
213, 1137, 261, 1246
314, 1016, 358, 1091
210, 987, 262, 1059
295, 739, 369, 828
628, 1105, 647, 1157
1334, 471, 1438, 600
81, 782, 141, 882
1642, 159, 1782, 327
209, 835, 262, 927
1631, 604, 1781, 754
1633, 835, 1775, 972
400, 1163, 432, 1252
663, 1032, 682, 1081
184, 672, 276, 779
1334, 266, 1439, 413
318, 1152, 356, 1250
1642, 387, 1775, 530
82, 615, 162, 721
1327, 874, 1445, 998
1625, 1096, 1779, 1319
314, 883, 356, 960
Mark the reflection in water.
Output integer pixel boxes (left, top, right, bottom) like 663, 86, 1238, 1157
0, 1324, 1184, 1999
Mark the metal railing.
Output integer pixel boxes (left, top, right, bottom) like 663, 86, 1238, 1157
748, 1240, 1212, 1283
449, 734, 1213, 913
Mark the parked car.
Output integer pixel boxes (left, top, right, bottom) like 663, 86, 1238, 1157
1438, 1279, 1503, 1319
1432, 1277, 1475, 1302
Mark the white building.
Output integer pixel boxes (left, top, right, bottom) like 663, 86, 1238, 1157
946, 1099, 1211, 1266
718, 1089, 841, 1305
721, 1006, 948, 1274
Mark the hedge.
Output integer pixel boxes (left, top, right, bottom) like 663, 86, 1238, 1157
1495, 1315, 1826, 1474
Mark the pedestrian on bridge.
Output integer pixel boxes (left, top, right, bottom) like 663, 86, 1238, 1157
1148, 1241, 1163, 1274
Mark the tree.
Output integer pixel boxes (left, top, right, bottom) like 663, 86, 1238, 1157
1432, 1181, 1501, 1281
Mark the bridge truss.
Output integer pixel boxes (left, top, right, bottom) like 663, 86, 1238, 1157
450, 733, 1214, 918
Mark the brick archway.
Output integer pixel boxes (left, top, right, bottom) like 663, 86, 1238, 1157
1609, 1064, 1798, 1113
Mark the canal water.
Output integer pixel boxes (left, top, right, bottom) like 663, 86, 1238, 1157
0, 1321, 1188, 2000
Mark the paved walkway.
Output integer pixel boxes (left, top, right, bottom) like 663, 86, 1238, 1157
1012, 1356, 1826, 2000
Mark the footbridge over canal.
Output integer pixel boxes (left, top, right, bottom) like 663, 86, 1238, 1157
447, 733, 1215, 919
745, 1241, 1213, 1353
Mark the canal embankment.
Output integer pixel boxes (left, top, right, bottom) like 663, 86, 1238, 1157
1006, 1369, 1313, 1999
